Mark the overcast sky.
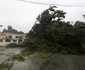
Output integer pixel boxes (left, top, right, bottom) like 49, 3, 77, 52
0, 0, 85, 33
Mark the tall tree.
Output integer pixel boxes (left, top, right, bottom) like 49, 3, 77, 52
28, 6, 66, 38
24, 6, 85, 53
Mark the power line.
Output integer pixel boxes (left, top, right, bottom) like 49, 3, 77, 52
17, 0, 57, 6
17, 0, 85, 7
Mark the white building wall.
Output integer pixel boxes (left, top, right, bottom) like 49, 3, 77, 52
0, 33, 26, 46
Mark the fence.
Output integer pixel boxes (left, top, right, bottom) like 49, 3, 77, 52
0, 39, 24, 46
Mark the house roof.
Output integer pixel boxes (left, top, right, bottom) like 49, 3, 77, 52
2, 32, 26, 37
0, 33, 6, 36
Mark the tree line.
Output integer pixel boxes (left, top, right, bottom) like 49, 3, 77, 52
2, 26, 24, 34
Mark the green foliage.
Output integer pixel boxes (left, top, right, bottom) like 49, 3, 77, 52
13, 39, 17, 42
0, 39, 3, 42
36, 52, 52, 60
20, 49, 30, 56
18, 38, 23, 43
7, 54, 25, 62
6, 43, 23, 48
5, 38, 11, 42
0, 62, 13, 70
24, 6, 85, 54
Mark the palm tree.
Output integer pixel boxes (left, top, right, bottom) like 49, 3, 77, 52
0, 25, 2, 27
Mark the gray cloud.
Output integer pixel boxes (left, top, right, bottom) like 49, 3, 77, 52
0, 0, 85, 32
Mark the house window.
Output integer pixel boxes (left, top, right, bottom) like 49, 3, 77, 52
9, 36, 12, 39
13, 39, 17, 42
16, 36, 19, 38
16, 36, 22, 39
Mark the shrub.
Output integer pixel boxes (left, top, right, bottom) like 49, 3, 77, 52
20, 49, 30, 56
0, 62, 13, 70
13, 39, 17, 42
5, 38, 11, 42
0, 39, 3, 42
36, 52, 52, 60
7, 54, 25, 62
18, 39, 23, 43
6, 43, 20, 48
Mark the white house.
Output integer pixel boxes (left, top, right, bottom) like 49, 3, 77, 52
0, 32, 27, 46
3, 32, 26, 40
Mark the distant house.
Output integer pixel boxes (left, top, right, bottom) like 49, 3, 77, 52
3, 32, 26, 40
0, 33, 6, 39
0, 32, 27, 46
